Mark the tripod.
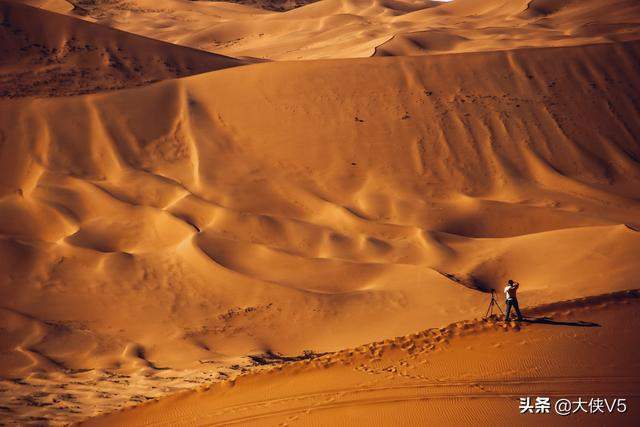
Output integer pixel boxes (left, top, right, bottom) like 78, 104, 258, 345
485, 290, 504, 318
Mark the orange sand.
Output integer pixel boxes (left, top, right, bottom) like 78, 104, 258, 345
20, 0, 640, 60
83, 291, 640, 426
1, 0, 639, 424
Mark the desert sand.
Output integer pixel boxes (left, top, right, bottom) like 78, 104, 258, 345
0, 1, 245, 97
1, 0, 639, 425
21, 0, 640, 60
83, 291, 640, 426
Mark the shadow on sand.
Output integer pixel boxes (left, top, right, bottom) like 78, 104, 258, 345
522, 316, 600, 327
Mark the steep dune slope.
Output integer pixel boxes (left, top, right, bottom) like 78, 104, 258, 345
83, 291, 640, 426
1, 34, 640, 425
2, 38, 640, 366
0, 0, 245, 97
18, 0, 640, 59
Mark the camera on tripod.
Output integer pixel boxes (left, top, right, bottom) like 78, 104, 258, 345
484, 289, 504, 318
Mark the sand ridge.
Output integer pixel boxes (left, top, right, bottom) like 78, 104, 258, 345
17, 0, 640, 60
82, 290, 640, 426
0, 0, 246, 97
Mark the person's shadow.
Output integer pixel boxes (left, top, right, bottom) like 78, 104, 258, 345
521, 316, 600, 327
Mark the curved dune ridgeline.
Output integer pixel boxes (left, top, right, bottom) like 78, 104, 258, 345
1, 0, 640, 424
83, 291, 640, 426
17, 0, 640, 60
0, 0, 246, 97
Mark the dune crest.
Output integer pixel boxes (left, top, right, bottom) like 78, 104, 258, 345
82, 290, 640, 426
16, 0, 640, 59
0, 0, 245, 97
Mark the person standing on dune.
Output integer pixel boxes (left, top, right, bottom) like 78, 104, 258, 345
504, 280, 524, 322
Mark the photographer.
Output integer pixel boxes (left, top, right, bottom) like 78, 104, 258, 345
504, 279, 524, 322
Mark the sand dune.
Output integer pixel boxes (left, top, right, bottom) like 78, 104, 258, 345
1, 0, 639, 424
0, 0, 245, 97
2, 33, 640, 422
17, 0, 640, 59
83, 291, 640, 426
